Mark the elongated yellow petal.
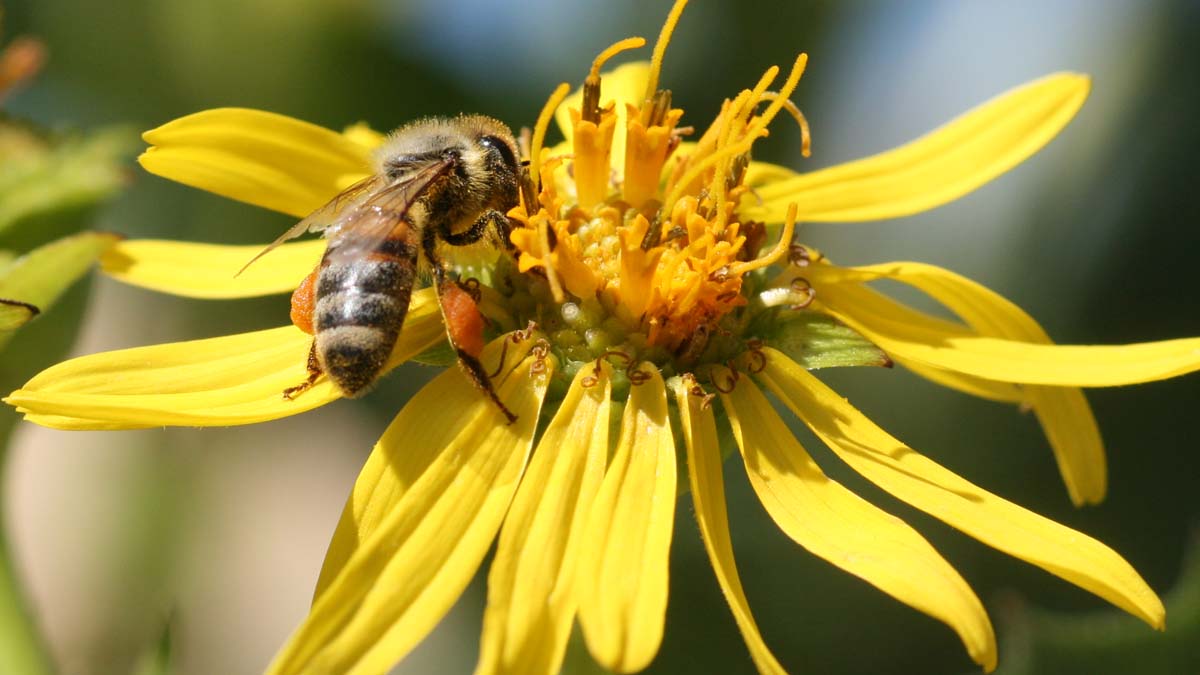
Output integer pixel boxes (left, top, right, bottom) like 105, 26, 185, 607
314, 333, 540, 595
798, 272, 1025, 403
757, 348, 1165, 630
901, 361, 1025, 404
744, 73, 1090, 223
476, 362, 612, 675
672, 379, 786, 675
555, 61, 652, 175
820, 261, 1105, 505
577, 365, 676, 674
5, 289, 441, 429
341, 122, 387, 151
815, 284, 1200, 386
721, 373, 996, 671
269, 348, 551, 675
101, 239, 324, 298
140, 108, 372, 217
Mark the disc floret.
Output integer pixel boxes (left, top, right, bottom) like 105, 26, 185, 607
504, 34, 807, 392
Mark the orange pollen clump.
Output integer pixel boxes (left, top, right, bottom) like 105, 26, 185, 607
290, 267, 319, 335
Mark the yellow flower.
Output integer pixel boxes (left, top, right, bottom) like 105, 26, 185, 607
7, 2, 1198, 673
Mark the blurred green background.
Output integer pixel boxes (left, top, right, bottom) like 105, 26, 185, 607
1, 0, 1198, 673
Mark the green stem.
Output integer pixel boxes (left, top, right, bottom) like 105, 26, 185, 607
0, 524, 55, 675
0, 420, 56, 675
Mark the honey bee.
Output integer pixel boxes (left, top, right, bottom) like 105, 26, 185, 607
245, 115, 523, 422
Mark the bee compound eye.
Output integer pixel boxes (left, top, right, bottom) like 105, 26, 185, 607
479, 135, 518, 171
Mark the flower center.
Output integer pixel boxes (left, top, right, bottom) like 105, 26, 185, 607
494, 27, 809, 391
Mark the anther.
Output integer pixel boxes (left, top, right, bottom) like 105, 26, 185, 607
600, 349, 634, 365
639, 212, 666, 250
789, 277, 816, 308
628, 365, 652, 386
745, 339, 767, 373
712, 367, 739, 394
518, 165, 538, 213
789, 244, 812, 266
584, 36, 647, 124
530, 339, 551, 375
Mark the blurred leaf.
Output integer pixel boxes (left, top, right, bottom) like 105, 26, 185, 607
132, 615, 174, 675
752, 308, 891, 369
994, 533, 1200, 675
0, 299, 36, 331
0, 231, 119, 349
0, 121, 132, 236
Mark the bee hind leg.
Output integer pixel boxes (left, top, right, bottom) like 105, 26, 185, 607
429, 226, 518, 423
283, 341, 323, 400
455, 348, 517, 424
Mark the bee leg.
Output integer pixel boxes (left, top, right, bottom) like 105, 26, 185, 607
442, 209, 515, 252
283, 341, 323, 400
455, 347, 517, 424
427, 238, 518, 423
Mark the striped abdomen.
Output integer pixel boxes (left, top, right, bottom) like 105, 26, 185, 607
313, 236, 418, 397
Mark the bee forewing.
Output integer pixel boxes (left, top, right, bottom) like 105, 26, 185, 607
324, 157, 457, 267
236, 175, 384, 276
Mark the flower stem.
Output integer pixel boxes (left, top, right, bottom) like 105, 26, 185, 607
0, 420, 55, 675
0, 523, 54, 675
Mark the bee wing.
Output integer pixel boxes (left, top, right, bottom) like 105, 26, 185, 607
236, 175, 385, 276
323, 157, 457, 267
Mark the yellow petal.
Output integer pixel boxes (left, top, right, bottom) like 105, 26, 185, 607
744, 73, 1090, 223
577, 365, 676, 674
554, 61, 651, 176
341, 122, 387, 151
756, 348, 1165, 630
269, 347, 552, 675
101, 239, 324, 299
720, 372, 996, 671
821, 261, 1105, 505
815, 283, 1200, 386
900, 361, 1025, 404
5, 288, 441, 429
476, 362, 612, 675
313, 333, 539, 596
672, 379, 786, 675
140, 108, 372, 218
799, 271, 1025, 403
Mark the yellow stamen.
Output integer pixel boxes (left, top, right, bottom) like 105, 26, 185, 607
746, 66, 781, 113
530, 82, 571, 189
590, 37, 647, 81
642, 0, 689, 113
745, 53, 808, 139
707, 93, 743, 232
581, 37, 646, 123
730, 203, 797, 275
759, 92, 812, 157
663, 135, 762, 217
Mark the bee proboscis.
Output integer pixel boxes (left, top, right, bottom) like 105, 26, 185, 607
244, 114, 524, 422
